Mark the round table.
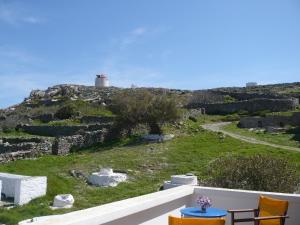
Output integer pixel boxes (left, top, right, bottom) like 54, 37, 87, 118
180, 207, 228, 218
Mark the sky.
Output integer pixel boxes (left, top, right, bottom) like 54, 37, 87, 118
1, 0, 300, 108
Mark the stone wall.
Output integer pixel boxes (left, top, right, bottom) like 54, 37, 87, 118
0, 141, 52, 155
211, 91, 286, 101
17, 123, 112, 137
0, 129, 107, 162
187, 98, 298, 114
52, 129, 107, 155
80, 116, 114, 124
238, 112, 300, 128
0, 139, 53, 163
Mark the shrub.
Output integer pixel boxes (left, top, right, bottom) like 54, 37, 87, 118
109, 89, 180, 135
55, 104, 77, 120
224, 95, 236, 103
206, 154, 300, 193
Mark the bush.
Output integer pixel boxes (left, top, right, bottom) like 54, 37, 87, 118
109, 89, 180, 135
55, 104, 77, 120
206, 154, 300, 193
224, 95, 236, 103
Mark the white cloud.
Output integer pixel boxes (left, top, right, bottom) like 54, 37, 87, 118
0, 46, 40, 64
22, 16, 41, 24
131, 27, 147, 36
0, 2, 41, 25
120, 27, 147, 49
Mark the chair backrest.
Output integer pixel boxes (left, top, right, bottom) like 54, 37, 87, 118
168, 216, 225, 225
258, 195, 289, 225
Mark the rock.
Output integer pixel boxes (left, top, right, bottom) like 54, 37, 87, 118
30, 90, 47, 99
52, 194, 74, 209
69, 170, 87, 179
188, 116, 198, 122
0, 115, 6, 121
163, 174, 198, 190
88, 168, 127, 187
142, 134, 175, 143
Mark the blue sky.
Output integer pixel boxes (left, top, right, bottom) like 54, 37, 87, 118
1, 0, 300, 108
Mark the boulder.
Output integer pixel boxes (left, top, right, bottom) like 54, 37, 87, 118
88, 168, 127, 187
52, 194, 74, 209
163, 174, 198, 190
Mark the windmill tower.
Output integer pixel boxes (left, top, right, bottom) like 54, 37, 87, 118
95, 74, 109, 88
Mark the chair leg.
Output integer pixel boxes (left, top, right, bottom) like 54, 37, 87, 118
231, 213, 235, 225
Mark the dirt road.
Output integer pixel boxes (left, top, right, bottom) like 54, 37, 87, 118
201, 122, 300, 152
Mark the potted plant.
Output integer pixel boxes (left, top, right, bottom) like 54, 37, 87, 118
196, 196, 212, 212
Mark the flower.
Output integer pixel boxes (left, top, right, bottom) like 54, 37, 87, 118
196, 196, 212, 209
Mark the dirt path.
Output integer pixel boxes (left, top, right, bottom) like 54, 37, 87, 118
201, 122, 300, 152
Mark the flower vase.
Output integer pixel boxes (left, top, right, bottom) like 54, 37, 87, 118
200, 207, 206, 213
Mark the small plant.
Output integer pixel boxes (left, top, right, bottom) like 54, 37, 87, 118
196, 196, 212, 212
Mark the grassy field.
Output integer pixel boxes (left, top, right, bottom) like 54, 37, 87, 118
1, 119, 300, 224
223, 122, 300, 148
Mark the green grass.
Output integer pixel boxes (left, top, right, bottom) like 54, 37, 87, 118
32, 119, 82, 126
71, 100, 114, 117
1, 121, 300, 224
265, 109, 300, 117
0, 130, 37, 138
223, 122, 300, 148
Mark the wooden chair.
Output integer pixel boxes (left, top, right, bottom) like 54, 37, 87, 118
228, 195, 289, 225
169, 216, 225, 225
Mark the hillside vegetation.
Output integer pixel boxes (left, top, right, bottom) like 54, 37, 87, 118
0, 117, 300, 224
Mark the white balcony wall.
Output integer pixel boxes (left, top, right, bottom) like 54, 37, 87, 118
19, 186, 300, 225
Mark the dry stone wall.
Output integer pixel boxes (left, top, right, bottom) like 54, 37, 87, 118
52, 129, 107, 155
17, 123, 112, 137
187, 98, 298, 114
238, 112, 300, 128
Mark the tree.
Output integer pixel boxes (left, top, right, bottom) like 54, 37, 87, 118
109, 89, 180, 135
206, 154, 299, 193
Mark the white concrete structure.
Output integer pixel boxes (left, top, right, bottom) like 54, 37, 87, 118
52, 194, 74, 209
164, 174, 198, 189
18, 185, 300, 225
0, 173, 47, 205
142, 134, 175, 142
95, 74, 109, 88
88, 168, 127, 187
246, 82, 258, 87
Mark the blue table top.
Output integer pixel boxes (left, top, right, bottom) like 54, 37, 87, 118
180, 207, 228, 218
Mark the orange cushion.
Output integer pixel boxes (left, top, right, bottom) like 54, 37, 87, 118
168, 216, 225, 225
258, 195, 288, 225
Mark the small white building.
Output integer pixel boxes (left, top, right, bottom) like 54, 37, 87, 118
95, 74, 109, 88
0, 173, 47, 205
246, 82, 258, 87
